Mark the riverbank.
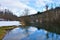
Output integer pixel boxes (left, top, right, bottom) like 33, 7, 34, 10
0, 26, 17, 40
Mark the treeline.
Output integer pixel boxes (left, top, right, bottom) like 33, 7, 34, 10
0, 9, 19, 21
41, 7, 60, 34
0, 7, 60, 34
19, 7, 60, 34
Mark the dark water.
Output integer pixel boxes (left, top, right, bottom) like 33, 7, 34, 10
3, 26, 60, 40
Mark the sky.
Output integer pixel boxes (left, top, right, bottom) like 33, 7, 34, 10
0, 0, 60, 16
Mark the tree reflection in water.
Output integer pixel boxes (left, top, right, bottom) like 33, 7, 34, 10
3, 27, 60, 40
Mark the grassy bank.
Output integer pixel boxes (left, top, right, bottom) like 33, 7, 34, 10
0, 29, 6, 40
0, 26, 17, 40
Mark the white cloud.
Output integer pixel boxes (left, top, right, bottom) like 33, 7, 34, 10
0, 0, 59, 16
36, 0, 45, 7
33, 0, 54, 12
35, 0, 53, 7
25, 27, 38, 34
28, 27, 38, 32
20, 0, 30, 5
0, 0, 37, 16
19, 0, 53, 12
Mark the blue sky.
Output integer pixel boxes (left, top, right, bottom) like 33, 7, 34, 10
0, 0, 60, 16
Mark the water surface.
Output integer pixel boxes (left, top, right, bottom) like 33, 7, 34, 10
3, 26, 60, 40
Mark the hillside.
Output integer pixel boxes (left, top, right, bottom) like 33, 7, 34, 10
19, 7, 60, 34
0, 9, 19, 21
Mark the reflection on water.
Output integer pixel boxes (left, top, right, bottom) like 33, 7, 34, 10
3, 26, 60, 40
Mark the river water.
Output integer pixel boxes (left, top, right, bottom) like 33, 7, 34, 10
3, 26, 60, 40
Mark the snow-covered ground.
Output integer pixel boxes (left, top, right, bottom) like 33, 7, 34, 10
0, 21, 21, 26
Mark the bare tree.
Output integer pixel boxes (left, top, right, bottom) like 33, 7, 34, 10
23, 8, 29, 16
46, 4, 49, 11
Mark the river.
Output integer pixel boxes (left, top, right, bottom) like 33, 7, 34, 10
3, 26, 60, 40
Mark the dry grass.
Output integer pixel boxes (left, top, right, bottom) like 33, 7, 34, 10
0, 26, 17, 40
0, 29, 6, 40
